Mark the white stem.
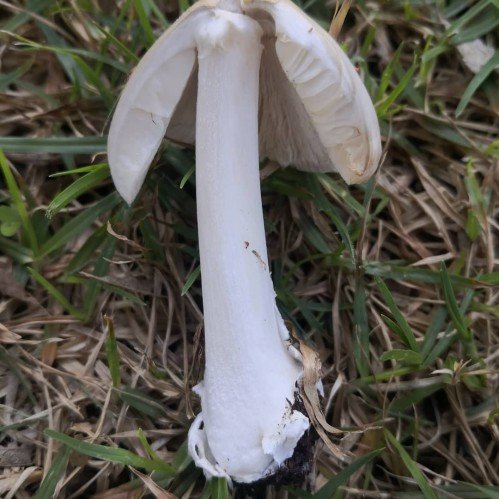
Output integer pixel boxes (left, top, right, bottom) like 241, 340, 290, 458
187, 9, 309, 483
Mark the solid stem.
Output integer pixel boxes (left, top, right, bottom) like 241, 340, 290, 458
189, 9, 307, 483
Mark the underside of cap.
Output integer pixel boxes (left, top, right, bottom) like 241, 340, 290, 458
164, 29, 381, 187
246, 0, 381, 184
258, 34, 334, 173
107, 8, 208, 204
108, 0, 381, 206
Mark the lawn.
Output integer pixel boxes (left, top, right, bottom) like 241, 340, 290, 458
0, 0, 498, 497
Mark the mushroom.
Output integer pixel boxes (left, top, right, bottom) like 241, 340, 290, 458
107, 0, 381, 485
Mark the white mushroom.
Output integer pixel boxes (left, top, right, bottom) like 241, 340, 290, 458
107, 0, 381, 484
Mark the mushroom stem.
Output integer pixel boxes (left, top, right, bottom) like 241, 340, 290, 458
188, 9, 309, 483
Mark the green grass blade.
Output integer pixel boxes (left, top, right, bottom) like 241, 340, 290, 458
446, 0, 493, 36
464, 483, 499, 499
380, 348, 422, 366
420, 119, 473, 148
79, 278, 146, 306
377, 56, 417, 118
104, 316, 121, 388
182, 265, 200, 296
456, 51, 499, 117
82, 234, 118, 318
421, 44, 447, 64
452, 12, 499, 44
381, 315, 417, 351
65, 226, 108, 274
118, 386, 166, 418
306, 176, 355, 265
34, 23, 86, 86
1, 0, 52, 32
40, 193, 119, 258
133, 0, 155, 45
375, 277, 419, 351
299, 215, 331, 253
364, 261, 495, 287
0, 235, 33, 264
180, 165, 195, 189
139, 218, 164, 263
424, 330, 458, 367
144, 0, 170, 28
318, 174, 366, 217
421, 307, 448, 362
171, 441, 192, 473
0, 136, 107, 154
376, 43, 404, 102
353, 275, 371, 377
45, 429, 175, 475
326, 207, 355, 265
0, 59, 33, 91
385, 430, 437, 499
137, 428, 160, 461
92, 22, 139, 64
0, 149, 39, 254
478, 273, 499, 285
210, 477, 229, 499
465, 161, 488, 218
28, 267, 84, 319
439, 263, 471, 341
313, 449, 384, 499
356, 366, 418, 385
390, 383, 445, 414
0, 205, 22, 236
49, 164, 109, 178
35, 445, 71, 499
5, 31, 129, 73
46, 167, 110, 218
70, 54, 115, 109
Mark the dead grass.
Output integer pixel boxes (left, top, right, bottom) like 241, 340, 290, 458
0, 0, 498, 497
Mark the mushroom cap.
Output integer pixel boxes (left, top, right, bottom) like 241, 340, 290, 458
108, 0, 381, 205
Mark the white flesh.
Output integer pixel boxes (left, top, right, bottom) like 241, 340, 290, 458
186, 8, 308, 483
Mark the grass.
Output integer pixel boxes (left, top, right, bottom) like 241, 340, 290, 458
0, 0, 498, 497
